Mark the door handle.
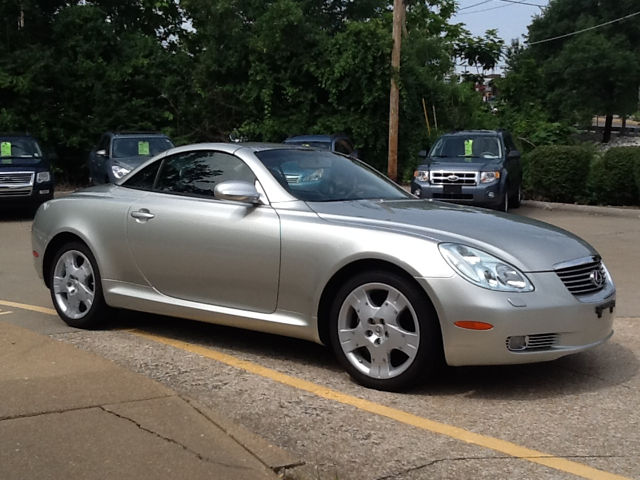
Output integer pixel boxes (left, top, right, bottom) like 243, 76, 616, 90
131, 209, 155, 220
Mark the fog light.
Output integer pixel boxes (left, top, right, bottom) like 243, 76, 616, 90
413, 188, 421, 197
40, 190, 50, 195
507, 335, 528, 351
487, 191, 495, 199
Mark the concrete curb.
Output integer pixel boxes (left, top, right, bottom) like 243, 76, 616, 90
521, 200, 640, 219
185, 397, 304, 473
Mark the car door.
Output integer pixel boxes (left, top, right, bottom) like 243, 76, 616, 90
125, 149, 281, 313
502, 133, 522, 194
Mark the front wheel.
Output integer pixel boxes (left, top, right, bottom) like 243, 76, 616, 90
511, 183, 522, 209
49, 242, 109, 329
328, 270, 444, 391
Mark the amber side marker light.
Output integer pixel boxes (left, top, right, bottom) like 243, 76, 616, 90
454, 321, 493, 331
32, 251, 39, 258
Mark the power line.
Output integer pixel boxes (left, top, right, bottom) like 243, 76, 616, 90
528, 9, 640, 45
459, 0, 494, 11
457, 3, 515, 15
498, 0, 545, 7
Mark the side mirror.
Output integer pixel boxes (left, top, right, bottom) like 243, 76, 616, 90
508, 150, 521, 159
214, 180, 262, 204
418, 150, 428, 158
96, 149, 107, 157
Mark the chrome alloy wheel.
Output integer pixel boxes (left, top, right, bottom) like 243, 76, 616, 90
337, 282, 420, 380
52, 250, 96, 320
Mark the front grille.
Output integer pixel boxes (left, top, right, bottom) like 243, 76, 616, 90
0, 171, 34, 197
506, 333, 560, 352
0, 172, 34, 185
430, 171, 478, 186
555, 257, 606, 295
433, 193, 474, 200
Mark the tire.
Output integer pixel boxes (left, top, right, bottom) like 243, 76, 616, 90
328, 270, 444, 391
497, 188, 509, 212
49, 241, 109, 329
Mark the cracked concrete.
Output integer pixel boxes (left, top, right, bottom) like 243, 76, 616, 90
0, 321, 280, 480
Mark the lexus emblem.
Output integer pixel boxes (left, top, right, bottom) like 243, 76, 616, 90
447, 175, 459, 182
590, 270, 605, 288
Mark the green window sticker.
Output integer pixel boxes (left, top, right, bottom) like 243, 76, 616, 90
138, 141, 150, 155
464, 139, 473, 157
1, 142, 11, 157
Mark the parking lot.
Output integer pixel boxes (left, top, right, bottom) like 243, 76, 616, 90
1, 204, 639, 480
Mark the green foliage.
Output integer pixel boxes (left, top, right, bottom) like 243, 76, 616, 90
502, 0, 640, 143
524, 146, 592, 203
0, 0, 504, 183
587, 147, 640, 206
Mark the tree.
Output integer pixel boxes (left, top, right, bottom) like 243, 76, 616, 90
504, 0, 640, 143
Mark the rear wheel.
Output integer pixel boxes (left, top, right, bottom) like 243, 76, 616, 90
49, 242, 109, 329
328, 270, 443, 391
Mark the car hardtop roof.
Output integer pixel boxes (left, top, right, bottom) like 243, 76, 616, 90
239, 142, 314, 152
443, 130, 502, 138
284, 134, 348, 143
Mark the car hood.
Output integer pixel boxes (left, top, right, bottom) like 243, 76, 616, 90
421, 159, 501, 171
307, 199, 596, 272
112, 156, 149, 169
0, 158, 49, 169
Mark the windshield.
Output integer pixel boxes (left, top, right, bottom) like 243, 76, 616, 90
112, 137, 174, 159
430, 136, 502, 161
0, 138, 42, 159
256, 149, 411, 202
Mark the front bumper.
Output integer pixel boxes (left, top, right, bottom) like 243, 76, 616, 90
0, 181, 54, 208
418, 271, 615, 367
410, 180, 503, 208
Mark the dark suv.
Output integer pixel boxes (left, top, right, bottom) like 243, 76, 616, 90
283, 134, 358, 158
0, 134, 55, 211
88, 131, 174, 184
410, 130, 522, 211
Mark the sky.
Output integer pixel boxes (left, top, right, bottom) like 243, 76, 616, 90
452, 0, 551, 47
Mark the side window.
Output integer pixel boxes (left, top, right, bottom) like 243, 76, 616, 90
155, 150, 256, 198
334, 139, 352, 155
124, 160, 161, 190
97, 135, 108, 152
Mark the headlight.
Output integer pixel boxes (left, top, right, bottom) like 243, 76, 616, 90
414, 170, 429, 182
480, 171, 500, 183
302, 169, 323, 182
439, 243, 534, 292
36, 171, 51, 183
111, 165, 131, 179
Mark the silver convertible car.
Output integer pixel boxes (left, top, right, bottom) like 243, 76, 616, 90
32, 143, 616, 391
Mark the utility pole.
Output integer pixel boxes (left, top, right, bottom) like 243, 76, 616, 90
387, 0, 404, 182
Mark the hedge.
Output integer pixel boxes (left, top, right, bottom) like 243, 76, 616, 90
587, 147, 640, 206
523, 145, 592, 203
523, 145, 640, 206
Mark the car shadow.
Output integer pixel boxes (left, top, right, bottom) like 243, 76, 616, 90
108, 310, 637, 399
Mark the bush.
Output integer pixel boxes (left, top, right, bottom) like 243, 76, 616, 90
524, 146, 592, 203
588, 147, 640, 206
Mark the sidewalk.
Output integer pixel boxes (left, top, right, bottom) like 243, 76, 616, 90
0, 321, 298, 480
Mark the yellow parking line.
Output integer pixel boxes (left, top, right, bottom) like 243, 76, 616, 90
0, 299, 629, 480
131, 329, 630, 480
0, 300, 56, 316
0, 310, 13, 316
